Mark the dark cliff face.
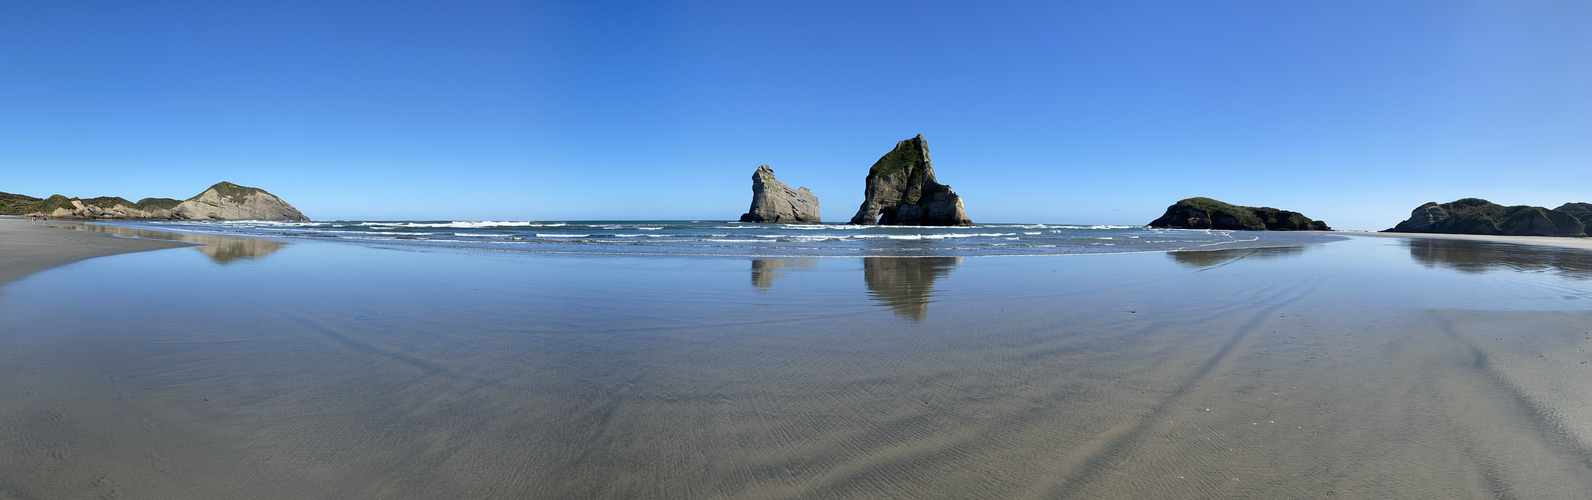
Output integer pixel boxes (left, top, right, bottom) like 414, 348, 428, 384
1385, 199, 1585, 237
1148, 197, 1330, 231
848, 135, 972, 226
1554, 203, 1592, 226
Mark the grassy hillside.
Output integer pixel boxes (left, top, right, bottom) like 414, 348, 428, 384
0, 191, 43, 215
190, 181, 266, 203
137, 197, 183, 210
1554, 202, 1592, 224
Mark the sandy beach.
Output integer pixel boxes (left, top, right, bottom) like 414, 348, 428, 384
1, 224, 1590, 498
0, 217, 192, 289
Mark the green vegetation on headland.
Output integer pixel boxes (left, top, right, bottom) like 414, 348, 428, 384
1554, 203, 1592, 226
35, 195, 79, 216
1148, 197, 1330, 231
136, 198, 183, 210
1386, 198, 1586, 237
0, 191, 44, 215
82, 196, 136, 209
191, 181, 264, 204
0, 181, 306, 221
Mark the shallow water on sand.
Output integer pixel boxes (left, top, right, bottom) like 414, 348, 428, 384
1, 234, 1590, 498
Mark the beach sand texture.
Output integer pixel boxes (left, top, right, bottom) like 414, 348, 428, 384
1, 220, 1590, 498
0, 218, 192, 288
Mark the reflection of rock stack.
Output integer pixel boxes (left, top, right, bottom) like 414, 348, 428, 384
862, 257, 960, 321
190, 235, 286, 264
749, 258, 817, 291
68, 225, 286, 264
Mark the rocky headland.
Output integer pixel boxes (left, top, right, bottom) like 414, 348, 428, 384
1148, 197, 1331, 231
1384, 199, 1585, 237
848, 135, 972, 226
0, 181, 309, 221
739, 165, 820, 223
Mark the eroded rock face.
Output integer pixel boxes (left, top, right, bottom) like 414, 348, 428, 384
739, 165, 820, 223
1385, 198, 1584, 237
1148, 197, 1330, 231
1390, 203, 1450, 233
172, 182, 308, 221
848, 135, 972, 226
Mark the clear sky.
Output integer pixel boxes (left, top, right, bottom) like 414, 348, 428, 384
3, 1, 1588, 229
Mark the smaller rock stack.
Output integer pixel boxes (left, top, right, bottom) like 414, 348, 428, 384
739, 165, 821, 223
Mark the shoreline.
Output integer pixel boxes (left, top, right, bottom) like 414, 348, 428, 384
0, 216, 193, 288
1334, 230, 1592, 250
7, 217, 1591, 293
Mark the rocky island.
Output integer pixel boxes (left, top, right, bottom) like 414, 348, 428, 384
739, 165, 820, 223
848, 135, 972, 226
1384, 198, 1585, 237
0, 181, 309, 221
1148, 197, 1331, 231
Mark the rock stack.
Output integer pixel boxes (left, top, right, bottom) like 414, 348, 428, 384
739, 165, 820, 223
848, 135, 972, 226
1148, 197, 1330, 231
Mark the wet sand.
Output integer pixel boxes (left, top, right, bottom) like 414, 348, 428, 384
1340, 230, 1592, 250
1, 229, 1590, 498
0, 217, 192, 288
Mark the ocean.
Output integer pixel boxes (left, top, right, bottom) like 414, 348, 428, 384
91, 219, 1346, 257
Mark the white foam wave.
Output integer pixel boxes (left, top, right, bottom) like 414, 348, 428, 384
362, 221, 559, 229
853, 232, 1016, 240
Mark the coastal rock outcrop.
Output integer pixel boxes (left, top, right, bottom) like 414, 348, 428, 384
739, 165, 820, 223
1148, 197, 1331, 231
171, 182, 308, 221
848, 135, 972, 226
4, 182, 309, 221
1385, 199, 1584, 237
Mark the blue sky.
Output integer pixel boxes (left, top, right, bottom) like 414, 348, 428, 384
3, 1, 1588, 229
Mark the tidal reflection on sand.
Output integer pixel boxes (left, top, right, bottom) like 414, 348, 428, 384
749, 258, 817, 290
862, 257, 961, 321
68, 224, 287, 264
1407, 238, 1592, 279
752, 257, 962, 321
1166, 245, 1308, 268
4, 236, 1592, 498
